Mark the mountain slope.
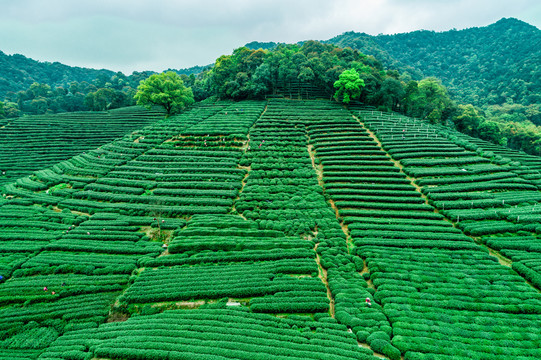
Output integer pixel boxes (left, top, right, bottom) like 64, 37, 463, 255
0, 51, 115, 98
0, 106, 165, 186
0, 51, 209, 100
1, 98, 541, 359
327, 18, 541, 108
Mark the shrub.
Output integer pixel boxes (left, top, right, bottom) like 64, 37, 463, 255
383, 343, 402, 360
370, 338, 391, 354
367, 330, 391, 345
356, 330, 370, 343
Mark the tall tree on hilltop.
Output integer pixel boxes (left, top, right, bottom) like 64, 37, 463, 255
333, 68, 365, 104
402, 77, 455, 124
134, 71, 194, 115
418, 77, 451, 123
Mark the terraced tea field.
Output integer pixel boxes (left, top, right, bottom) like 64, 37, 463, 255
1, 99, 540, 360
0, 106, 166, 186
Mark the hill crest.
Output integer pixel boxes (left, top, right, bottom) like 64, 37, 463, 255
326, 17, 541, 108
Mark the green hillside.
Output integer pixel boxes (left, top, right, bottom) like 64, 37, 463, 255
0, 51, 208, 99
323, 18, 541, 156
1, 98, 541, 359
0, 106, 165, 186
0, 52, 208, 117
0, 51, 115, 99
327, 18, 541, 109
2, 18, 539, 157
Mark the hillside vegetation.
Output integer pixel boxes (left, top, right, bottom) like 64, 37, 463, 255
0, 106, 165, 186
1, 98, 541, 359
1, 18, 539, 155
193, 38, 540, 156
0, 51, 115, 99
0, 51, 207, 117
327, 18, 541, 149
328, 18, 540, 111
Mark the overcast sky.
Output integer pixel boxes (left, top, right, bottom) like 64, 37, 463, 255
0, 0, 539, 74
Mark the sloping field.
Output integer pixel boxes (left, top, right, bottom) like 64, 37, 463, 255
0, 106, 166, 186
1, 99, 540, 360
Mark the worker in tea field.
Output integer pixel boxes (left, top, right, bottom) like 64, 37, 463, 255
365, 297, 372, 307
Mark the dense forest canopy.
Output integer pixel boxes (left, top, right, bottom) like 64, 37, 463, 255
204, 42, 381, 100
0, 51, 207, 116
195, 41, 454, 120
327, 18, 541, 124
322, 18, 541, 155
0, 50, 115, 98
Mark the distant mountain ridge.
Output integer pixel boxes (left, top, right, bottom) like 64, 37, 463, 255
0, 51, 208, 98
0, 51, 115, 98
325, 18, 541, 108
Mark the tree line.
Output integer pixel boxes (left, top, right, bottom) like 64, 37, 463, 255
132, 42, 457, 123
133, 41, 540, 156
2, 39, 539, 157
328, 18, 541, 126
190, 41, 457, 122
0, 71, 204, 118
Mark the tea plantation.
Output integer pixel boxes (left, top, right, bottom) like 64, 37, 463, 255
0, 106, 166, 186
1, 98, 540, 360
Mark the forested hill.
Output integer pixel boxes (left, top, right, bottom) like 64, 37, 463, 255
0, 51, 116, 99
0, 51, 207, 99
0, 51, 209, 117
327, 18, 541, 109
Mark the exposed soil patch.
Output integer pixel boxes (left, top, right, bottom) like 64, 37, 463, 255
106, 311, 130, 323
358, 341, 394, 359
315, 243, 335, 318
359, 259, 375, 290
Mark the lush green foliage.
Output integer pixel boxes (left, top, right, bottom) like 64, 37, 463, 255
204, 41, 401, 107
329, 18, 540, 110
0, 106, 165, 186
3, 18, 538, 159
452, 104, 541, 155
333, 68, 365, 104
134, 71, 195, 115
308, 102, 541, 359
402, 78, 455, 123
40, 308, 376, 360
198, 41, 461, 127
1, 98, 541, 360
329, 18, 541, 153
0, 50, 207, 116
